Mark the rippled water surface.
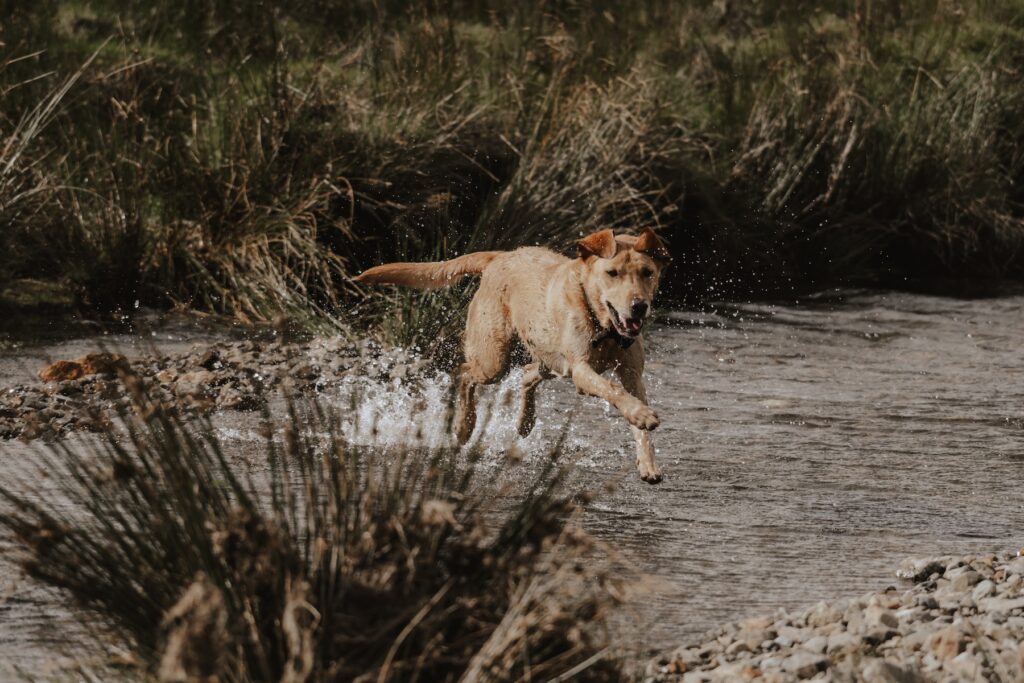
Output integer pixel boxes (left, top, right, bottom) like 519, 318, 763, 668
571, 289, 1024, 648
2, 290, 1023, 670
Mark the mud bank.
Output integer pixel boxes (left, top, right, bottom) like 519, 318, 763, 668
648, 553, 1024, 682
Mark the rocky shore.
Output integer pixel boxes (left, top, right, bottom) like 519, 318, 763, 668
649, 553, 1024, 682
0, 338, 429, 440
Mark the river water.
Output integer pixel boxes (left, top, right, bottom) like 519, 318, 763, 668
1, 289, 1022, 671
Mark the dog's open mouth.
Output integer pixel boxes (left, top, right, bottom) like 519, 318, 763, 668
606, 302, 644, 337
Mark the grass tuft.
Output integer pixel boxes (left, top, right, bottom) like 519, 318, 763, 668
0, 378, 631, 681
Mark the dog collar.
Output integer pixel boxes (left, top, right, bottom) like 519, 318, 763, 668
591, 327, 636, 349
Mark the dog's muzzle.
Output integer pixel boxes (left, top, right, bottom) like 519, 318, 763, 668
607, 302, 647, 337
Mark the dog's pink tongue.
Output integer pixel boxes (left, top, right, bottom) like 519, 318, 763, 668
625, 318, 643, 333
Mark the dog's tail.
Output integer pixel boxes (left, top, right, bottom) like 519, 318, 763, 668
353, 251, 502, 290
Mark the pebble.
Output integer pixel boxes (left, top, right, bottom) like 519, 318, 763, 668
971, 579, 995, 601
806, 600, 841, 627
826, 631, 859, 655
860, 658, 925, 682
927, 624, 966, 660
779, 651, 825, 678
865, 605, 899, 630
800, 635, 827, 654
653, 553, 1024, 682
949, 569, 982, 592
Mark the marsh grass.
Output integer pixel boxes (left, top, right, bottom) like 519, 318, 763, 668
0, 376, 632, 681
721, 12, 1024, 284
2, 1, 1024, 338
0, 46, 100, 285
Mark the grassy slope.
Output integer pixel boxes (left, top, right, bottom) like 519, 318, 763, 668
1, 1, 1023, 343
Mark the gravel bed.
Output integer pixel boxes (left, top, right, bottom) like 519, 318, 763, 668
648, 553, 1024, 682
0, 338, 428, 440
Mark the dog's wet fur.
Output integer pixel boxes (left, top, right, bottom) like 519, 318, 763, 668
355, 228, 671, 483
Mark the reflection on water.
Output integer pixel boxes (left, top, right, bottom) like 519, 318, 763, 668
1, 289, 1022, 669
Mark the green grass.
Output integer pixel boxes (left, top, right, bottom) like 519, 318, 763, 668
1, 1, 1023, 344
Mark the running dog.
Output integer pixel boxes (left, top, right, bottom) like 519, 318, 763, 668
355, 228, 670, 483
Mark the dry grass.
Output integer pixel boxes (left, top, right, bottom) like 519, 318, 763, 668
723, 13, 1024, 284
0, 378, 634, 681
0, 47, 100, 284
1, 1, 1023, 335
471, 74, 682, 250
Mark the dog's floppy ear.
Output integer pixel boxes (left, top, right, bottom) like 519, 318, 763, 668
576, 228, 617, 260
634, 228, 671, 264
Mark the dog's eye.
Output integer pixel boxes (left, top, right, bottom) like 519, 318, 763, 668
606, 269, 618, 277
640, 267, 653, 278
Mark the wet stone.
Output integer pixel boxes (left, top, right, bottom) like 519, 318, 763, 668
897, 558, 946, 582
197, 349, 222, 370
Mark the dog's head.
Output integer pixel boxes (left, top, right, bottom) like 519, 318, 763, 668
577, 228, 670, 339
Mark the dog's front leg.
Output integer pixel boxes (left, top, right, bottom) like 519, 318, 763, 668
616, 365, 662, 484
570, 361, 660, 431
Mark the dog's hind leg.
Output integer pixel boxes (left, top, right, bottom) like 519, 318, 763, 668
516, 362, 550, 437
455, 294, 511, 445
455, 369, 480, 445
616, 357, 662, 484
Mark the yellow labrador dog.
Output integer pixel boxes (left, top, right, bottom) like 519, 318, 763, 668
355, 228, 671, 483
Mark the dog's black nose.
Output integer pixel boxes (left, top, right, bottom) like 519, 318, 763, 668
631, 301, 649, 318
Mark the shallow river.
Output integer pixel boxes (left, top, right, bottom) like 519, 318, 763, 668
1, 289, 1022, 671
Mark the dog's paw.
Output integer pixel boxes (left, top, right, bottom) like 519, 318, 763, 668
626, 404, 660, 431
640, 470, 663, 485
636, 456, 663, 484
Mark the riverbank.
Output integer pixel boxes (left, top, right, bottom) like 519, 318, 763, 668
4, 3, 1024, 342
1, 337, 428, 441
648, 553, 1024, 682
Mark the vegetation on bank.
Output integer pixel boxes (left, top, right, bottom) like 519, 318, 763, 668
2, 1, 1023, 342
0, 381, 633, 681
